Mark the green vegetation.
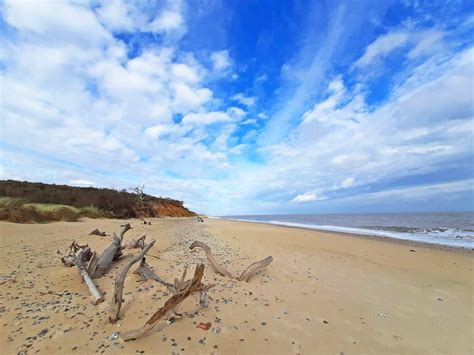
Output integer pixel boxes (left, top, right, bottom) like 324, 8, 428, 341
0, 180, 195, 223
0, 197, 107, 223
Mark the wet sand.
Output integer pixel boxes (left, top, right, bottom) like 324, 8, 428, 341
0, 218, 472, 354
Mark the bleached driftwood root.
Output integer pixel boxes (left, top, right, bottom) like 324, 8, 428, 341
109, 240, 156, 323
88, 223, 131, 279
238, 256, 274, 281
127, 235, 146, 249
133, 257, 175, 292
189, 241, 233, 277
133, 258, 213, 305
189, 240, 273, 282
57, 241, 104, 304
121, 264, 206, 341
75, 247, 104, 305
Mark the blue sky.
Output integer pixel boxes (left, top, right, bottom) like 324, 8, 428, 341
0, 0, 473, 215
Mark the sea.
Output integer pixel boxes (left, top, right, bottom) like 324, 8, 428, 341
217, 212, 474, 249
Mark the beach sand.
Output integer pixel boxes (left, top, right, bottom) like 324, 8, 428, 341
0, 217, 472, 354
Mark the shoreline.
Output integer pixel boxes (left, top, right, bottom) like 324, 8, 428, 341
211, 217, 473, 252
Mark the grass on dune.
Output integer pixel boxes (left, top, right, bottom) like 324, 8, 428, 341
0, 197, 107, 223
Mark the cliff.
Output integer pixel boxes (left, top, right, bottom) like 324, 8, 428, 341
0, 180, 195, 220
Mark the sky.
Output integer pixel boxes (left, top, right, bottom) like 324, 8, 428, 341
0, 0, 473, 215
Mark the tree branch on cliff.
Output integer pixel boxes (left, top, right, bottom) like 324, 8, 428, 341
189, 240, 273, 282
121, 264, 206, 341
109, 240, 156, 323
88, 223, 131, 279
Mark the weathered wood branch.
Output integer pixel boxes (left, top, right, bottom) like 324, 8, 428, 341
133, 258, 213, 310
127, 235, 146, 249
57, 241, 90, 267
132, 257, 175, 292
88, 223, 131, 279
237, 256, 273, 281
58, 241, 103, 304
190, 240, 273, 282
75, 247, 104, 305
121, 264, 206, 341
189, 241, 233, 278
89, 229, 106, 237
109, 240, 156, 323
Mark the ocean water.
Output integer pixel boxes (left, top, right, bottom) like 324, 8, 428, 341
218, 212, 474, 249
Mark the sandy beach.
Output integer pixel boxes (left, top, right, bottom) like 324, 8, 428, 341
0, 217, 472, 354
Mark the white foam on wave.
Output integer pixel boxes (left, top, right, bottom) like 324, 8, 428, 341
223, 218, 474, 249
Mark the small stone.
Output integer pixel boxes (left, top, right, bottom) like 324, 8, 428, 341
37, 328, 48, 337
261, 322, 267, 326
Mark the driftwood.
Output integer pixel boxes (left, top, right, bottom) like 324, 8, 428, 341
190, 240, 273, 282
57, 241, 104, 304
121, 264, 206, 341
197, 216, 204, 222
238, 256, 274, 281
189, 241, 233, 277
133, 258, 213, 307
109, 240, 156, 323
57, 241, 90, 267
89, 229, 106, 237
88, 223, 131, 279
133, 257, 175, 292
75, 247, 104, 305
127, 235, 146, 249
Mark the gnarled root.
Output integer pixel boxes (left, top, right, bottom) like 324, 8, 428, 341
189, 241, 233, 277
88, 223, 131, 279
127, 235, 146, 249
190, 240, 273, 282
121, 264, 206, 341
238, 256, 273, 282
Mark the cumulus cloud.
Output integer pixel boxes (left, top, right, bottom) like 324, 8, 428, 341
211, 50, 231, 71
148, 10, 183, 33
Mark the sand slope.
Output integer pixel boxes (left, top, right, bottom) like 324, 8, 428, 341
0, 218, 472, 354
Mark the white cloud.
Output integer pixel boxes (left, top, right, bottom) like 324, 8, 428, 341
291, 192, 321, 203
172, 83, 213, 113
171, 63, 200, 83
148, 10, 183, 33
232, 93, 256, 106
354, 32, 409, 68
211, 50, 231, 71
408, 30, 444, 59
182, 111, 230, 125
95, 0, 135, 32
341, 177, 356, 188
